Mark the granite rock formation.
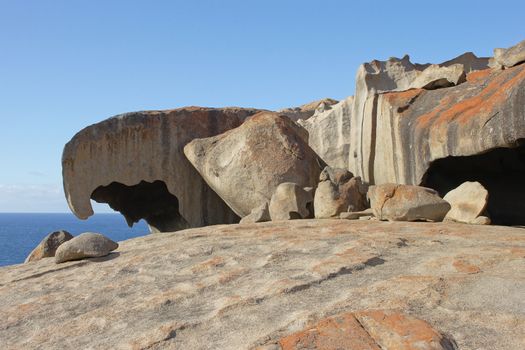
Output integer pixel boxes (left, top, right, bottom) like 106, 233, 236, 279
184, 112, 323, 217
239, 203, 271, 224
1, 220, 524, 349
24, 230, 73, 263
62, 107, 261, 232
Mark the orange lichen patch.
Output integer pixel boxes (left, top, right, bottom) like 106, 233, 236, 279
277, 310, 451, 350
510, 247, 525, 257
466, 68, 492, 83
191, 256, 225, 273
382, 88, 423, 108
452, 259, 481, 274
279, 312, 380, 350
354, 310, 449, 350
417, 64, 525, 129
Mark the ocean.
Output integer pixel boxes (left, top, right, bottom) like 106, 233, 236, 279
0, 213, 149, 267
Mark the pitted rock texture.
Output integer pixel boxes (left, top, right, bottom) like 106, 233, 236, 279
62, 107, 260, 231
24, 230, 73, 263
1, 220, 523, 350
273, 310, 455, 350
184, 112, 323, 217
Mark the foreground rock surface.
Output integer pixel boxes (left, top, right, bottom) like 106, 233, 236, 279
54, 232, 119, 263
1, 220, 523, 350
24, 230, 73, 263
184, 112, 322, 217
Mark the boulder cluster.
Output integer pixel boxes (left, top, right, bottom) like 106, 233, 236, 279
59, 39, 525, 231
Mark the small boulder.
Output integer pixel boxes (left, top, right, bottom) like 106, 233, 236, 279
269, 183, 313, 221
239, 203, 271, 224
55, 232, 119, 263
314, 166, 368, 218
494, 39, 525, 68
444, 181, 490, 224
368, 184, 451, 222
25, 230, 74, 263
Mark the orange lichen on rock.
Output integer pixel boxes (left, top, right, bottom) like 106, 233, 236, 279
277, 310, 452, 350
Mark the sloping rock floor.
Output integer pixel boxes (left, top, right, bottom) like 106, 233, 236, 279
1, 220, 524, 349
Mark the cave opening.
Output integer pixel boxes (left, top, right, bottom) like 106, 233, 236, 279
91, 180, 189, 233
421, 139, 525, 225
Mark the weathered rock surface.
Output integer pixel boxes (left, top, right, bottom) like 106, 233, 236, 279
494, 39, 525, 68
269, 182, 313, 221
368, 184, 451, 222
24, 230, 73, 263
1, 220, 523, 349
443, 181, 489, 224
274, 310, 455, 350
54, 232, 119, 263
314, 166, 368, 218
239, 203, 271, 224
62, 107, 261, 232
297, 96, 353, 169
278, 98, 338, 121
184, 112, 323, 217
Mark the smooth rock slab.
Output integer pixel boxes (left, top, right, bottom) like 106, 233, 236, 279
25, 230, 73, 263
54, 232, 119, 263
1, 220, 524, 350
368, 184, 450, 222
444, 181, 489, 224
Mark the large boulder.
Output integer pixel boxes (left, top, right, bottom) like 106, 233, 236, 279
2, 220, 524, 350
314, 166, 368, 218
494, 39, 525, 68
269, 182, 314, 221
25, 230, 73, 263
368, 184, 451, 222
184, 112, 323, 217
443, 181, 490, 224
55, 232, 118, 263
62, 107, 261, 232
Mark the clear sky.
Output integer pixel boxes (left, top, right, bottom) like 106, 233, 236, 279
0, 0, 524, 213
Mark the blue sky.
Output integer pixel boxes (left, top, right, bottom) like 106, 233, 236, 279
0, 0, 524, 212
